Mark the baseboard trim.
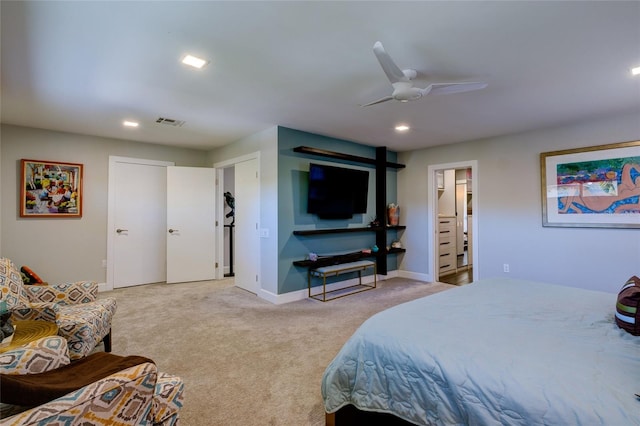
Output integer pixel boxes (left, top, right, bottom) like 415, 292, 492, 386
397, 269, 433, 283
98, 270, 412, 303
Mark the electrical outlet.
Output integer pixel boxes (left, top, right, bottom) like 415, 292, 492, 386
102, 259, 107, 268
503, 263, 510, 273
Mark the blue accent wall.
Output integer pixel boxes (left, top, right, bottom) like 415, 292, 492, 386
277, 127, 401, 294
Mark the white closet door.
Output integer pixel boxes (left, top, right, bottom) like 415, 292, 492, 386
109, 159, 216, 289
111, 159, 169, 288
234, 158, 260, 294
166, 166, 216, 284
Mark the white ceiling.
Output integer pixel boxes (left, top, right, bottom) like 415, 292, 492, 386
1, 1, 639, 152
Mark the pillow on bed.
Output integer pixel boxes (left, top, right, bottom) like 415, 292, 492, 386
615, 276, 640, 336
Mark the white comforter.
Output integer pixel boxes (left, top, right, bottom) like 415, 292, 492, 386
322, 278, 640, 425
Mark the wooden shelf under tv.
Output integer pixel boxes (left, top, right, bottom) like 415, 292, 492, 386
293, 225, 406, 236
292, 248, 406, 268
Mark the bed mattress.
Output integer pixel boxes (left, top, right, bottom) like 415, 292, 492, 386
321, 278, 640, 425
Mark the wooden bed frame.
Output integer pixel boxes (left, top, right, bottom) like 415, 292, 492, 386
326, 405, 413, 426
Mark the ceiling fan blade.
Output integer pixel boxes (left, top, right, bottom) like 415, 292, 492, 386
426, 82, 488, 96
360, 95, 394, 107
373, 42, 407, 84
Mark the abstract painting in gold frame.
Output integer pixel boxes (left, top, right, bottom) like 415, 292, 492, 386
20, 159, 83, 218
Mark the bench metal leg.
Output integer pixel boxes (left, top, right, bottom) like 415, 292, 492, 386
323, 275, 327, 302
308, 263, 377, 302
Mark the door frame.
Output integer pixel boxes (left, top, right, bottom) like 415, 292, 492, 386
428, 160, 479, 283
106, 156, 174, 291
213, 151, 261, 284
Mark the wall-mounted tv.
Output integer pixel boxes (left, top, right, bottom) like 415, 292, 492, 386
307, 163, 369, 219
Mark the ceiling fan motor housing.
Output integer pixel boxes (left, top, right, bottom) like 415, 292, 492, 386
392, 82, 423, 102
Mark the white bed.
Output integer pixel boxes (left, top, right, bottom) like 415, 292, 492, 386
322, 278, 640, 425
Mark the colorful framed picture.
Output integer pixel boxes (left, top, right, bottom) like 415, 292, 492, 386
540, 140, 640, 228
20, 159, 83, 218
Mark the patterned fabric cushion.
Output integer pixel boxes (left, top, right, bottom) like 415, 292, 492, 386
24, 281, 97, 305
12, 299, 116, 360
153, 372, 186, 425
0, 336, 69, 375
1, 257, 117, 360
615, 276, 640, 335
1, 352, 154, 406
96, 296, 118, 317
4, 362, 159, 425
0, 258, 29, 310
56, 301, 116, 360
0, 337, 184, 425
13, 303, 59, 323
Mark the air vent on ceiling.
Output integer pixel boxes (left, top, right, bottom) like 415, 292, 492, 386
155, 117, 186, 127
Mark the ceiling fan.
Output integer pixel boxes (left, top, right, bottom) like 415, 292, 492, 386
361, 41, 488, 107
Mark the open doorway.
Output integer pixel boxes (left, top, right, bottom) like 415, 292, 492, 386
443, 168, 472, 285
428, 161, 478, 285
222, 167, 235, 277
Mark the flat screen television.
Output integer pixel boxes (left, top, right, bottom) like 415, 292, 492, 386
307, 163, 369, 219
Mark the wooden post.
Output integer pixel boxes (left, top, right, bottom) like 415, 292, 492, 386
375, 146, 388, 274
325, 412, 336, 426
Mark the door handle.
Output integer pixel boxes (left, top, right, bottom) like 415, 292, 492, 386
168, 229, 179, 234
116, 228, 128, 233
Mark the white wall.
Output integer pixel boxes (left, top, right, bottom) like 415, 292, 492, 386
399, 112, 640, 293
207, 126, 279, 299
0, 124, 209, 284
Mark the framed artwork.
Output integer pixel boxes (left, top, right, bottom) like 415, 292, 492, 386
540, 140, 640, 228
20, 159, 83, 218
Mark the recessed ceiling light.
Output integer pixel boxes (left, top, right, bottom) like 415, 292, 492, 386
182, 54, 209, 69
123, 120, 139, 128
395, 125, 410, 132
631, 66, 640, 76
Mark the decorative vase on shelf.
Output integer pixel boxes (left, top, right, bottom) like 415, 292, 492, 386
387, 203, 399, 226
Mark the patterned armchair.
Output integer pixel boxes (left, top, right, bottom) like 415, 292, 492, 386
0, 257, 116, 360
0, 336, 184, 425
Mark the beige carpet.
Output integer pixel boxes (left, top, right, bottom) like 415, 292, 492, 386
104, 277, 453, 426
